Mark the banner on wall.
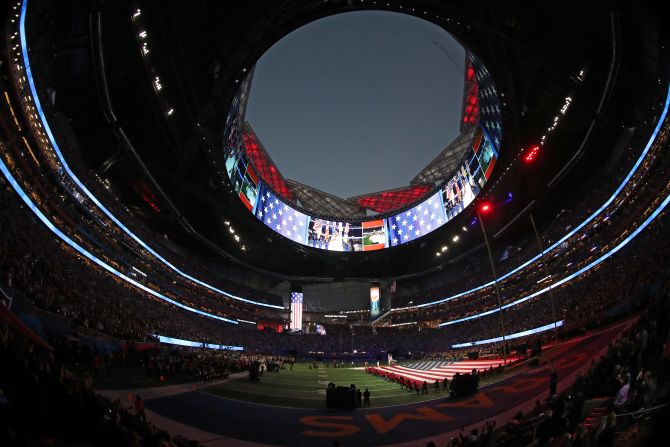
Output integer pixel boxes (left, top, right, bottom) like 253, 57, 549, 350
370, 286, 381, 320
290, 292, 304, 331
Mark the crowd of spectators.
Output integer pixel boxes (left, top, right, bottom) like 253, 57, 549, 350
2, 12, 670, 445
413, 277, 670, 447
496, 283, 669, 447
0, 317, 203, 447
1, 39, 669, 362
393, 115, 670, 318
2, 163, 670, 361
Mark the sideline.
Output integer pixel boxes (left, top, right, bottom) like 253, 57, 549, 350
98, 372, 267, 446
98, 372, 247, 402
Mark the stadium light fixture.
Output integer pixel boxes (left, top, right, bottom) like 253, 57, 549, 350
523, 145, 540, 163
475, 200, 507, 362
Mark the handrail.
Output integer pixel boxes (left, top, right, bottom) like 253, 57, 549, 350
617, 402, 669, 418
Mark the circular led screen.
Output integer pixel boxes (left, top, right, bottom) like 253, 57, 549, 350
223, 54, 501, 252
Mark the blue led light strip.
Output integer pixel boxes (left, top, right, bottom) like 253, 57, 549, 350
16, 0, 669, 315
420, 84, 670, 310
452, 320, 564, 348
154, 335, 243, 351
441, 187, 670, 327
18, 0, 281, 310
0, 157, 238, 325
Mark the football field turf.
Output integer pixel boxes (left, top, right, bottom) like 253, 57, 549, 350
206, 362, 448, 409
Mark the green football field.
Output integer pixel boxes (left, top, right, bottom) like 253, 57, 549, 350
206, 362, 450, 409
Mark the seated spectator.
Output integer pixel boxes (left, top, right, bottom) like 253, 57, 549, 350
613, 375, 630, 410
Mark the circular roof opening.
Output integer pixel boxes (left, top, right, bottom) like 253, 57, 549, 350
246, 11, 465, 201
223, 10, 502, 253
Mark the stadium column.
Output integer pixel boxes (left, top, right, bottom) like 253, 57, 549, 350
529, 214, 559, 344
476, 207, 507, 364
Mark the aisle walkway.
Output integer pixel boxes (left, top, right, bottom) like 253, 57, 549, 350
99, 372, 247, 403
99, 373, 257, 447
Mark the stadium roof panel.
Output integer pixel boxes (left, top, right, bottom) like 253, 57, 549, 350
285, 179, 368, 218
24, 0, 626, 278
349, 184, 434, 213
411, 128, 478, 185
242, 122, 296, 202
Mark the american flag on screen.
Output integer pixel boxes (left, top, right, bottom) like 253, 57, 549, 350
387, 192, 447, 246
290, 292, 303, 331
254, 182, 309, 245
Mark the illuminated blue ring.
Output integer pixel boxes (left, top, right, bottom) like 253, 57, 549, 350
0, 158, 238, 324
421, 84, 670, 310
17, 0, 668, 315
440, 182, 670, 327
18, 0, 281, 310
452, 320, 563, 348
154, 335, 243, 351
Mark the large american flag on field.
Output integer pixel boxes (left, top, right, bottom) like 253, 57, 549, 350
254, 182, 309, 245
387, 192, 447, 246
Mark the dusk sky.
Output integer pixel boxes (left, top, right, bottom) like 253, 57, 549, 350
246, 11, 465, 199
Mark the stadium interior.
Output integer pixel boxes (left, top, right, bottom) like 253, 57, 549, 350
1, 0, 669, 446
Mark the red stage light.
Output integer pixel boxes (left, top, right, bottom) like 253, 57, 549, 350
523, 145, 541, 163
479, 203, 492, 214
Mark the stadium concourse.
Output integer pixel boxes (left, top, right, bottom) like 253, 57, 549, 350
2, 1, 670, 447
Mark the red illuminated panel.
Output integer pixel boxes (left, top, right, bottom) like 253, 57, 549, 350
242, 130, 295, 202
471, 127, 483, 153
461, 58, 479, 128
132, 180, 161, 213
523, 145, 541, 163
354, 184, 432, 213
484, 156, 496, 179
245, 164, 258, 184
364, 243, 385, 251
362, 219, 386, 251
239, 191, 254, 211
257, 321, 283, 333
362, 219, 384, 228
